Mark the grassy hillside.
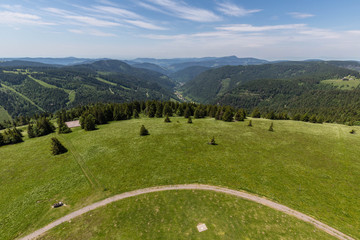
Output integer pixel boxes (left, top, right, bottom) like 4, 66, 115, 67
1, 117, 360, 239
0, 106, 12, 122
321, 76, 360, 90
39, 191, 333, 240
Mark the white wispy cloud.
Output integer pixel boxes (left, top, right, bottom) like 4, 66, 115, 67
95, 0, 118, 7
288, 12, 315, 19
125, 20, 167, 30
42, 7, 72, 16
0, 11, 55, 26
216, 24, 306, 32
298, 28, 340, 39
144, 0, 221, 22
64, 15, 121, 27
0, 4, 22, 11
93, 5, 142, 19
69, 28, 117, 37
216, 1, 262, 17
138, 1, 168, 14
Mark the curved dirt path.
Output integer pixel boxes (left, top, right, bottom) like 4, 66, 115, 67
19, 184, 354, 240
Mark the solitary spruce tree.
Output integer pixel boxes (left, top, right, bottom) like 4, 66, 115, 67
187, 116, 193, 124
51, 137, 68, 155
164, 115, 171, 123
209, 136, 217, 145
140, 125, 149, 136
268, 122, 274, 131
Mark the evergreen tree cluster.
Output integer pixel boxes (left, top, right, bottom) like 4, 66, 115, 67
56, 101, 245, 128
27, 117, 56, 138
56, 110, 72, 134
0, 128, 23, 146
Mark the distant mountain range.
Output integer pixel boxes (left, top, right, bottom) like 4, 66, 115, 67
0, 59, 176, 119
1, 57, 360, 123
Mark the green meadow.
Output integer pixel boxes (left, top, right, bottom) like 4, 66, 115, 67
321, 76, 360, 90
1, 117, 359, 239
38, 191, 334, 240
0, 106, 12, 122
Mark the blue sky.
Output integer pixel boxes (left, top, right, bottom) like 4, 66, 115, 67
1, 0, 360, 60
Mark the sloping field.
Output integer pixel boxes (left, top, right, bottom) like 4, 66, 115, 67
1, 117, 359, 239
0, 106, 12, 122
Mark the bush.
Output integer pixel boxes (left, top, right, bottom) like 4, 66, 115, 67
208, 136, 217, 145
0, 133, 4, 146
350, 129, 356, 134
27, 124, 36, 138
51, 137, 68, 155
222, 108, 234, 122
251, 108, 261, 118
3, 128, 23, 145
81, 114, 96, 131
140, 125, 149, 136
235, 109, 245, 121
58, 121, 72, 134
269, 122, 274, 131
164, 115, 171, 123
187, 117, 193, 124
30, 117, 55, 137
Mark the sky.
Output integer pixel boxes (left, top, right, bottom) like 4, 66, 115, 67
1, 0, 360, 60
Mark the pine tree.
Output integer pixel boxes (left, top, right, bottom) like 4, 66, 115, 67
251, 108, 261, 118
27, 124, 36, 138
82, 114, 96, 131
58, 121, 72, 134
248, 120, 253, 127
164, 115, 171, 123
147, 102, 156, 118
133, 109, 139, 118
209, 136, 216, 145
268, 122, 274, 131
235, 109, 245, 121
51, 137, 68, 155
0, 133, 4, 146
292, 113, 302, 121
222, 107, 234, 122
317, 115, 324, 124
194, 108, 200, 119
301, 113, 310, 122
215, 108, 222, 120
309, 115, 317, 123
187, 117, 193, 124
155, 102, 163, 118
266, 111, 276, 120
140, 125, 149, 136
184, 107, 191, 118
163, 103, 173, 117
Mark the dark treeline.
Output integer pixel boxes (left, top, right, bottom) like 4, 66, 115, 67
55, 101, 247, 129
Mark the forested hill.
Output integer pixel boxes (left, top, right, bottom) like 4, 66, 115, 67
0, 60, 177, 120
181, 61, 360, 103
72, 60, 176, 90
